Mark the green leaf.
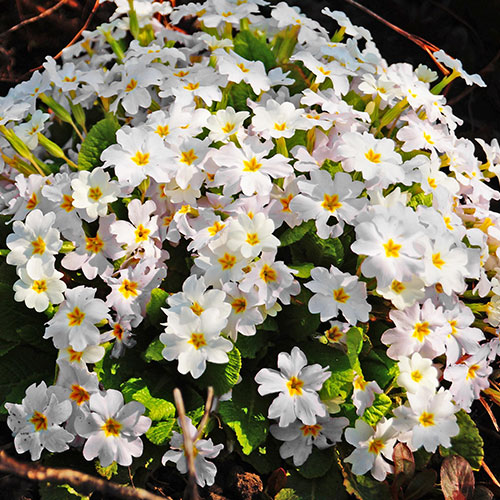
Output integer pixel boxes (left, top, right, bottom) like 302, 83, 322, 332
298, 447, 335, 479
346, 327, 363, 371
408, 192, 433, 208
440, 410, 484, 470
343, 90, 366, 112
320, 159, 343, 177
277, 288, 320, 342
143, 338, 164, 363
288, 262, 315, 279
235, 328, 269, 359
146, 288, 168, 327
227, 81, 257, 112
78, 116, 120, 170
288, 463, 348, 500
233, 29, 276, 71
362, 393, 392, 426
120, 378, 175, 421
362, 347, 398, 389
219, 378, 268, 455
291, 232, 345, 269
340, 461, 391, 500
195, 347, 241, 396
275, 489, 300, 500
39, 483, 89, 500
146, 419, 176, 445
279, 220, 315, 247
95, 461, 118, 480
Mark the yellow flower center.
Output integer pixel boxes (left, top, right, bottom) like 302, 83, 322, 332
411, 370, 423, 382
383, 238, 401, 258
412, 322, 430, 342
119, 279, 139, 299
231, 297, 247, 314
237, 62, 250, 73
135, 223, 151, 243
70, 384, 90, 405
31, 279, 48, 294
419, 411, 435, 427
190, 302, 204, 316
85, 234, 104, 254
368, 438, 385, 454
287, 376, 304, 396
30, 410, 48, 432
184, 82, 200, 91
67, 348, 84, 363
317, 66, 331, 76
243, 157, 262, 172
432, 252, 445, 269
353, 376, 368, 391
218, 252, 237, 270
60, 194, 74, 212
113, 323, 124, 341
260, 264, 277, 283
31, 236, 46, 255
333, 287, 350, 303
221, 122, 235, 134
280, 194, 293, 212
26, 192, 38, 210
325, 326, 343, 343
246, 233, 259, 246
391, 280, 405, 293
300, 424, 322, 437
131, 151, 150, 166
208, 221, 225, 236
125, 79, 137, 92
449, 320, 457, 336
156, 125, 170, 137
67, 307, 85, 327
180, 149, 198, 165
427, 177, 437, 189
365, 149, 381, 163
188, 332, 207, 350
466, 364, 480, 380
423, 132, 434, 144
274, 122, 287, 131
321, 193, 342, 213
102, 417, 122, 437
88, 186, 103, 201
174, 70, 189, 78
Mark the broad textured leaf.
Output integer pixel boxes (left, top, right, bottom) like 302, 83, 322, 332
297, 447, 334, 479
39, 483, 88, 500
227, 81, 257, 112
362, 393, 392, 426
78, 116, 120, 170
408, 192, 433, 208
340, 460, 391, 500
275, 489, 300, 500
146, 419, 176, 445
233, 29, 275, 71
219, 378, 268, 455
404, 469, 437, 500
288, 262, 315, 279
235, 328, 269, 359
346, 327, 363, 371
440, 455, 475, 500
393, 442, 415, 479
143, 338, 164, 363
279, 220, 315, 247
288, 463, 348, 500
195, 347, 241, 396
146, 288, 168, 327
362, 347, 398, 389
440, 410, 484, 470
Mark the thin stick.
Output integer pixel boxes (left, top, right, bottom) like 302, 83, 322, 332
0, 450, 168, 500
195, 386, 214, 441
482, 460, 500, 488
173, 388, 200, 500
0, 0, 69, 37
342, 0, 449, 75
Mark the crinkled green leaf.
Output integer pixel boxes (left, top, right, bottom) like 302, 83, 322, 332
291, 231, 344, 269
320, 159, 343, 177
288, 262, 315, 279
346, 327, 363, 372
279, 220, 315, 247
340, 460, 391, 500
195, 347, 241, 396
219, 378, 268, 455
78, 116, 120, 170
120, 377, 175, 421
227, 81, 257, 112
297, 447, 335, 479
362, 393, 392, 426
362, 347, 398, 389
274, 489, 300, 500
143, 338, 164, 363
408, 192, 433, 208
236, 328, 269, 359
39, 483, 89, 500
288, 463, 348, 500
95, 460, 118, 480
146, 288, 168, 327
440, 410, 484, 470
233, 29, 275, 71
146, 419, 176, 445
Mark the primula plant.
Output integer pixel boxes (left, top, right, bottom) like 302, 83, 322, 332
0, 0, 499, 498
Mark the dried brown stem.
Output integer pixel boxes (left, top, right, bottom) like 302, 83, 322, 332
0, 0, 70, 38
195, 386, 214, 441
0, 450, 168, 500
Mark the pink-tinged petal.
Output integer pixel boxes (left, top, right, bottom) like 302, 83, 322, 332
255, 369, 286, 395
82, 433, 104, 461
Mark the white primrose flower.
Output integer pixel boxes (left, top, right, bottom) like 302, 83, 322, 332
305, 265, 371, 325
13, 259, 66, 312
57, 344, 105, 366
270, 415, 348, 466
397, 352, 439, 394
75, 389, 151, 467
71, 168, 120, 221
160, 312, 233, 379
344, 418, 398, 481
6, 209, 61, 268
44, 286, 110, 351
55, 360, 99, 410
393, 387, 459, 452
433, 49, 486, 87
5, 381, 73, 461
13, 110, 50, 150
206, 106, 249, 143
352, 375, 382, 417
100, 316, 137, 359
255, 346, 330, 427
162, 417, 223, 488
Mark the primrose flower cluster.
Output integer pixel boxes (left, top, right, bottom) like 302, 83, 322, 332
0, 0, 498, 492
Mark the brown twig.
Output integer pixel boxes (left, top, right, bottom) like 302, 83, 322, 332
195, 386, 214, 441
482, 460, 500, 488
342, 0, 450, 75
0, 450, 168, 500
0, 0, 70, 37
173, 388, 201, 500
